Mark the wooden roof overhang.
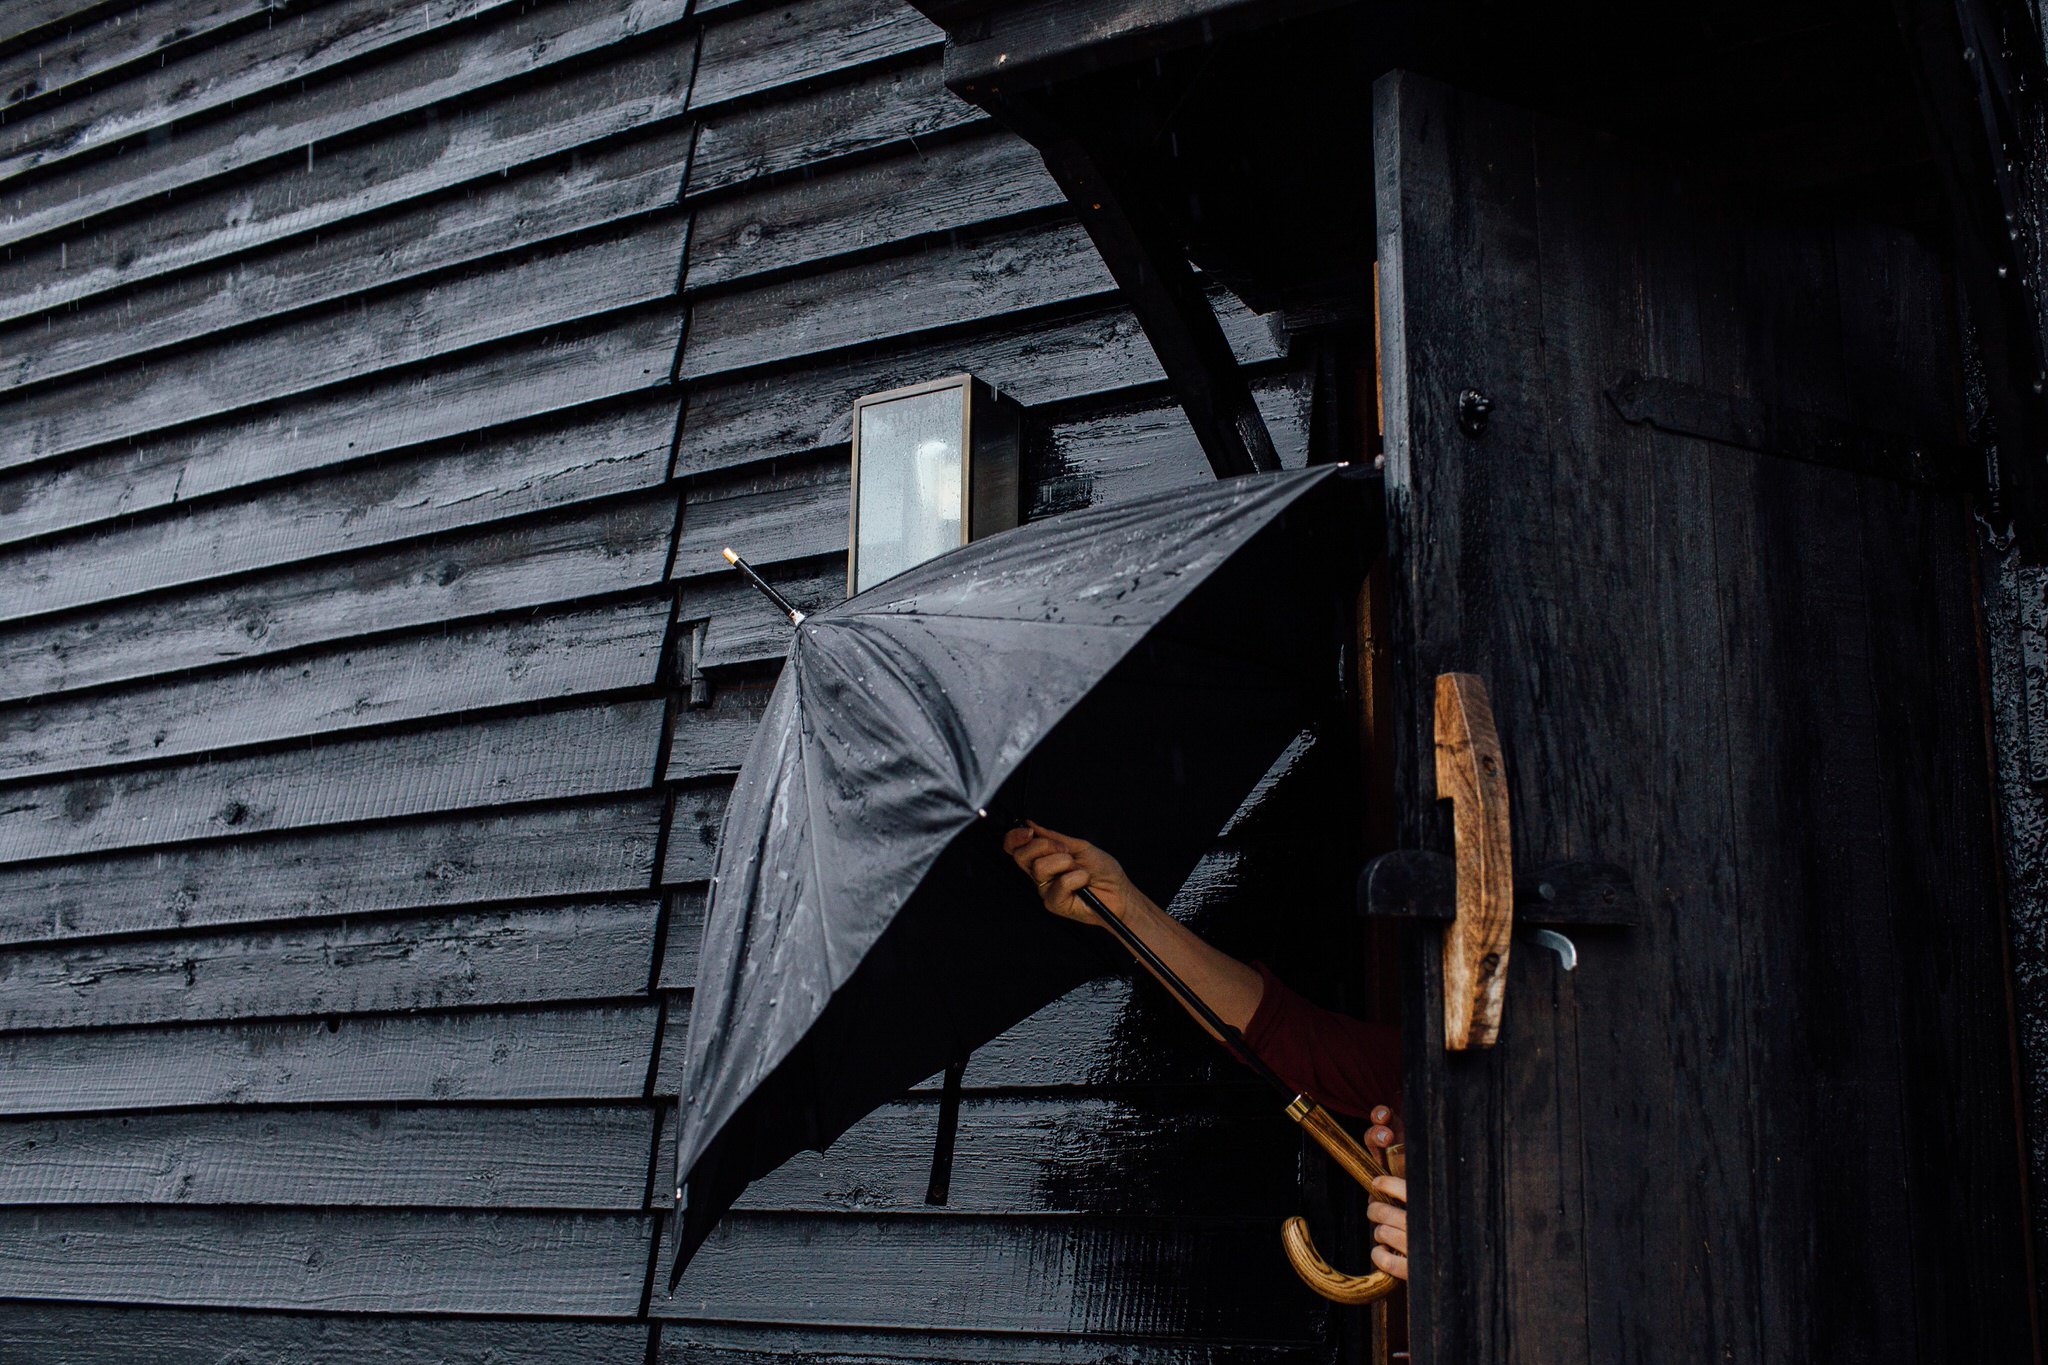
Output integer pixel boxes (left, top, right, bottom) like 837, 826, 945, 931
912, 0, 2048, 525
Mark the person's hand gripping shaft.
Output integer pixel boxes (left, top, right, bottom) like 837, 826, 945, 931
1002, 821, 1264, 1041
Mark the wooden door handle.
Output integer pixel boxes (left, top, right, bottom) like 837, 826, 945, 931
1436, 672, 1512, 1049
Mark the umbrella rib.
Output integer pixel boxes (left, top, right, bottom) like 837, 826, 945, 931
824, 610, 1154, 630
786, 646, 845, 986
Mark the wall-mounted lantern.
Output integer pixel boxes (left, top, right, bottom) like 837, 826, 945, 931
847, 375, 1022, 596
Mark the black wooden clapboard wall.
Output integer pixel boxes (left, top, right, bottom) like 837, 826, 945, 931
0, 0, 1352, 1360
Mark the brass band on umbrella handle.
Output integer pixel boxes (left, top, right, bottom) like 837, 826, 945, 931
1282, 1099, 1403, 1305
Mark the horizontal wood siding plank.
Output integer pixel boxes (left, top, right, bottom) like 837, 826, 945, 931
0, 0, 532, 187
0, 308, 681, 549
3, 124, 694, 392
0, 42, 694, 327
0, 0, 694, 251
655, 979, 1243, 1096
657, 1212, 1320, 1337
0, 0, 277, 119
0, 2, 131, 49
1, 220, 685, 469
0, 1207, 649, 1314
687, 56, 983, 197
0, 1003, 659, 1113
663, 674, 777, 782
674, 293, 1280, 479
688, 0, 938, 113
660, 782, 732, 884
0, 898, 660, 1030
673, 455, 848, 580
682, 219, 1112, 381
0, 797, 662, 947
0, 601, 668, 781
1028, 379, 1313, 520
651, 1095, 1297, 1217
0, 1103, 655, 1208
0, 493, 677, 702
2, 396, 675, 599
661, 1323, 1326, 1365
0, 699, 666, 863
0, 1304, 648, 1365
684, 558, 839, 671
686, 127, 1061, 291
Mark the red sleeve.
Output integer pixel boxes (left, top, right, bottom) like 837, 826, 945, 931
1241, 962, 1401, 1122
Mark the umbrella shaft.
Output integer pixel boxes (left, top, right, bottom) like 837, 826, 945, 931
1074, 886, 1295, 1101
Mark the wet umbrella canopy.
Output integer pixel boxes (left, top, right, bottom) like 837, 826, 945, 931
669, 465, 1373, 1281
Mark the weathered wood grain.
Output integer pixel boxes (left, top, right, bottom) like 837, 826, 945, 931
2, 395, 674, 598
1432, 672, 1512, 1050
1374, 71, 2032, 1361
0, 220, 684, 469
0, 898, 660, 1030
0, 1207, 649, 1314
659, 781, 734, 888
0, 1099, 628, 1211
0, 0, 276, 118
0, 1305, 648, 1365
657, 1212, 1319, 1337
688, 0, 938, 113
0, 698, 666, 863
0, 492, 676, 702
0, 308, 680, 547
687, 127, 1061, 291
0, 1, 134, 54
0, 1102, 655, 1208
0, 0, 529, 186
675, 292, 1279, 478
2, 125, 693, 392
0, 0, 694, 251
682, 218, 1113, 381
653, 1094, 1296, 1217
0, 1003, 659, 1113
688, 55, 984, 197
0, 796, 661, 947
0, 42, 694, 326
683, 556, 839, 671
660, 886, 707, 988
664, 674, 777, 781
0, 600, 668, 780
672, 453, 849, 579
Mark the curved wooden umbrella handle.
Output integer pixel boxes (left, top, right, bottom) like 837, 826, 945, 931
1281, 1215, 1400, 1304
1281, 1100, 1404, 1304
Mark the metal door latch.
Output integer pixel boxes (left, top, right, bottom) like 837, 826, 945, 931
1523, 928, 1577, 971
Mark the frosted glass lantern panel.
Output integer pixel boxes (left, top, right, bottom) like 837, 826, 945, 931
853, 385, 965, 593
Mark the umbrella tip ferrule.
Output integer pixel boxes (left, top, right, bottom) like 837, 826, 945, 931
722, 546, 739, 565
976, 807, 990, 819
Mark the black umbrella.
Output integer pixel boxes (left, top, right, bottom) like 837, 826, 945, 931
668, 464, 1376, 1283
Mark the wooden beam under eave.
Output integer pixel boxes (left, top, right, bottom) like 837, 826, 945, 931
1029, 128, 1281, 478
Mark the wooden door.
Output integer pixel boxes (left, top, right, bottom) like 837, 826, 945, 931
1373, 71, 2034, 1363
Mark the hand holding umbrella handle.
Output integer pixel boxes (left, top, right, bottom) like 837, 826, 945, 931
1067, 881, 1401, 1306
1012, 838, 1401, 1307
1283, 1117, 1403, 1305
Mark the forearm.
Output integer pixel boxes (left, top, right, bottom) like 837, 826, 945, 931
1103, 892, 1265, 1037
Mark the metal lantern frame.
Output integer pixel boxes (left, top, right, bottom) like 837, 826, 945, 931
846, 373, 1022, 596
